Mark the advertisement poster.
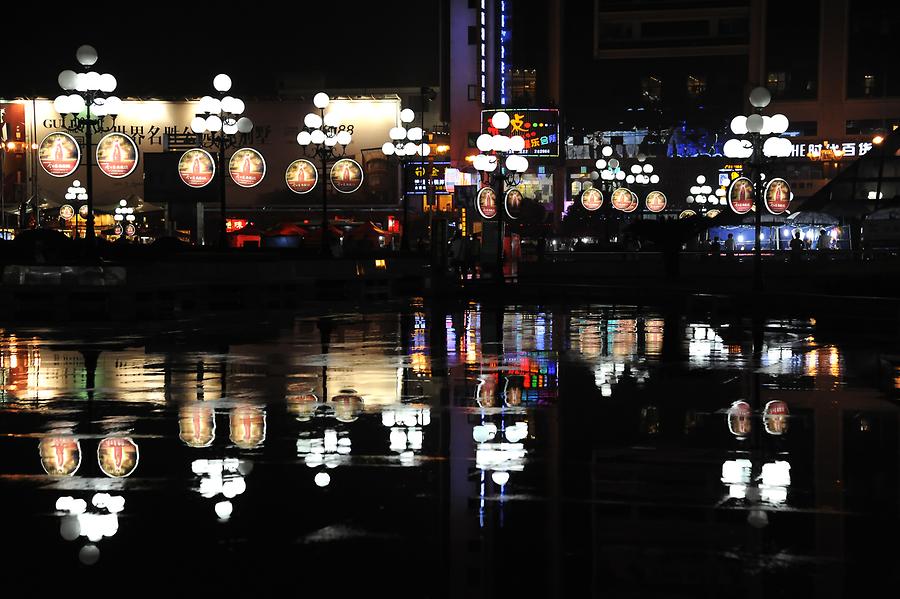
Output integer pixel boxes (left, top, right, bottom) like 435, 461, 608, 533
476, 186, 497, 219
97, 437, 140, 478
179, 405, 217, 448
481, 108, 560, 157
59, 204, 75, 220
581, 187, 603, 211
178, 148, 216, 188
39, 437, 82, 476
622, 190, 639, 213
96, 132, 139, 179
285, 159, 318, 194
229, 147, 266, 188
505, 187, 523, 219
38, 132, 80, 177
611, 187, 633, 211
645, 190, 667, 213
230, 406, 267, 449
764, 178, 791, 215
330, 158, 364, 194
728, 177, 754, 214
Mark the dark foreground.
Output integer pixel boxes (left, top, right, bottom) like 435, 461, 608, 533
1, 302, 898, 596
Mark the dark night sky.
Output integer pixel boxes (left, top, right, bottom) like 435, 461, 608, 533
0, 4, 441, 99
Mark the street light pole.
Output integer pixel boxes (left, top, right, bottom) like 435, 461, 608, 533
381, 107, 429, 252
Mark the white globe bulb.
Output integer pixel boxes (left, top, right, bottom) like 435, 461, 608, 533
404, 142, 418, 155
91, 100, 107, 116
76, 45, 98, 66
615, 171, 625, 181
297, 131, 312, 145
236, 117, 253, 133
643, 164, 653, 173
207, 98, 221, 114
626, 175, 635, 184
198, 96, 215, 113
419, 143, 431, 156
763, 137, 782, 157
723, 139, 743, 158
505, 155, 519, 171
407, 127, 423, 141
485, 156, 498, 172
213, 74, 232, 92
746, 114, 764, 133
760, 115, 773, 135
105, 96, 122, 114
58, 70, 77, 90
749, 86, 771, 108
630, 165, 641, 174
214, 501, 233, 519
205, 115, 222, 132
336, 131, 352, 146
518, 156, 528, 172
311, 130, 326, 144
74, 73, 88, 92
770, 114, 789, 134
650, 174, 660, 184
400, 108, 415, 123
324, 135, 338, 146
476, 134, 493, 152
99, 73, 116, 93
491, 111, 510, 130
608, 158, 619, 169
69, 95, 86, 113
491, 471, 510, 486
492, 135, 510, 153
690, 186, 701, 194
313, 92, 330, 109
231, 99, 245, 115
508, 136, 525, 152
85, 71, 101, 91
686, 196, 694, 203
314, 472, 331, 487
602, 145, 613, 157
304, 113, 323, 129
381, 142, 395, 155
730, 116, 748, 135
389, 126, 407, 141
223, 122, 238, 135
220, 96, 236, 113
54, 95, 70, 114
323, 112, 339, 128
696, 175, 706, 184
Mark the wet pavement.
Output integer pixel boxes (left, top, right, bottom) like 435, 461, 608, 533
1, 303, 899, 596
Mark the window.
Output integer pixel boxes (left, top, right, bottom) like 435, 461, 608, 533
687, 75, 706, 97
641, 76, 662, 102
767, 72, 787, 93
864, 74, 877, 96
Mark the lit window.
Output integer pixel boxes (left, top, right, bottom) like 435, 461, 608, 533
767, 72, 787, 93
864, 74, 876, 96
687, 75, 707, 97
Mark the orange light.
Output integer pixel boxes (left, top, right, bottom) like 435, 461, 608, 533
436, 145, 450, 153
464, 154, 477, 162
873, 135, 885, 145
6, 142, 15, 150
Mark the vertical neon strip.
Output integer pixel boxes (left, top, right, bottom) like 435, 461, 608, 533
480, 0, 486, 105
500, 0, 509, 105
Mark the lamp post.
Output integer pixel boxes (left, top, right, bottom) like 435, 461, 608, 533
724, 87, 792, 292
381, 107, 430, 251
296, 92, 353, 256
190, 74, 254, 248
473, 111, 529, 281
54, 45, 122, 245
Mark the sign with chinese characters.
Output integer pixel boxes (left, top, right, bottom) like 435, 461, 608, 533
229, 147, 266, 188
505, 187, 523, 220
481, 108, 560, 157
763, 400, 789, 435
96, 132, 139, 179
581, 187, 603, 211
728, 177, 754, 214
97, 437, 140, 478
38, 132, 80, 177
645, 191, 667, 213
285, 159, 318, 194
791, 141, 873, 159
611, 187, 634, 211
404, 161, 449, 195
330, 158, 364, 194
39, 437, 81, 476
476, 186, 497, 219
178, 149, 215, 188
764, 178, 791, 215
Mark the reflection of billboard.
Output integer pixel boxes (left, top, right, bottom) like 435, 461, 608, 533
39, 437, 81, 476
645, 191, 667, 213
477, 186, 497, 219
505, 187, 523, 219
581, 188, 603, 211
481, 108, 560, 157
611, 187, 633, 211
98, 437, 140, 478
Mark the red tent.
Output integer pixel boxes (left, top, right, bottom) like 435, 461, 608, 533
227, 223, 264, 248
302, 225, 344, 245
266, 223, 310, 237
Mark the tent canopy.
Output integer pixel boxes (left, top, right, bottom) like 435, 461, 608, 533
266, 223, 310, 237
346, 221, 391, 241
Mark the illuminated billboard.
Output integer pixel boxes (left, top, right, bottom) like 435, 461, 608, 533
481, 108, 560, 157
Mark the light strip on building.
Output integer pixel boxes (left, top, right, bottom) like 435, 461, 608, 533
480, 0, 486, 104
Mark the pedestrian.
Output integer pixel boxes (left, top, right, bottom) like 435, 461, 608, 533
816, 228, 830, 251
724, 233, 735, 256
710, 236, 721, 257
449, 232, 465, 278
789, 229, 804, 261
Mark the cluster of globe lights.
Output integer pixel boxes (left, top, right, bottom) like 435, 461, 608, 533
54, 45, 122, 117
113, 199, 136, 223
724, 87, 793, 159
473, 111, 529, 177
686, 175, 727, 205
594, 145, 660, 185
381, 108, 430, 157
296, 92, 353, 149
190, 74, 254, 136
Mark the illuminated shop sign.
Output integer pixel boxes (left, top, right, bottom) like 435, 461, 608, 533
791, 141, 874, 158
481, 108, 560, 157
404, 161, 449, 195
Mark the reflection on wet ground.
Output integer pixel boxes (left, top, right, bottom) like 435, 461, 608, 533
1, 303, 899, 595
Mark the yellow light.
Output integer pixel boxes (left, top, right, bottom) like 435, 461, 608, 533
375, 259, 387, 269
31, 143, 38, 150
873, 135, 884, 145
6, 142, 15, 150
436, 145, 450, 153
464, 154, 477, 162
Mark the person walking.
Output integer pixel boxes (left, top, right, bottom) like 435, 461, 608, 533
724, 233, 735, 257
789, 229, 805, 262
816, 229, 830, 251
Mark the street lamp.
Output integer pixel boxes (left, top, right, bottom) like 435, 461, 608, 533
724, 87, 792, 291
54, 45, 122, 245
296, 92, 354, 256
190, 74, 254, 248
113, 199, 136, 238
473, 111, 529, 280
381, 107, 430, 251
